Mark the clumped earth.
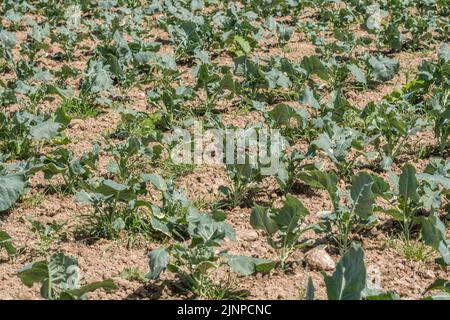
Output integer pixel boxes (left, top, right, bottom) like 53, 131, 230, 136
0, 1, 449, 300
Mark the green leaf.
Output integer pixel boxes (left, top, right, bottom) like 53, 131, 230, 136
17, 261, 49, 287
227, 255, 275, 275
142, 173, 167, 192
323, 243, 367, 300
350, 172, 374, 219
347, 64, 367, 84
63, 279, 118, 299
0, 231, 16, 256
383, 208, 405, 221
384, 23, 402, 51
147, 248, 169, 279
306, 277, 315, 300
301, 56, 329, 80
300, 86, 321, 109
438, 43, 449, 62
364, 291, 400, 300
268, 103, 306, 128
273, 194, 309, 230
420, 213, 450, 265
425, 279, 450, 294
0, 30, 17, 49
265, 69, 291, 89
250, 204, 278, 235
29, 121, 61, 139
298, 170, 338, 207
0, 174, 27, 212
95, 180, 135, 201
233, 35, 251, 55
399, 164, 419, 203
370, 174, 389, 197
368, 56, 399, 82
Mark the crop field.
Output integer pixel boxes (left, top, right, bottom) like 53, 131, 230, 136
0, 0, 449, 301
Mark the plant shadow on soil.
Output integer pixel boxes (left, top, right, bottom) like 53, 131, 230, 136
125, 278, 251, 300
125, 281, 169, 300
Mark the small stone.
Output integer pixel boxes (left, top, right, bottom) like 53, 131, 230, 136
237, 230, 259, 242
305, 248, 335, 271
426, 270, 435, 279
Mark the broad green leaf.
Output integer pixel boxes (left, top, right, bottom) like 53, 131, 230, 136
227, 255, 275, 275
268, 104, 305, 127
0, 174, 27, 211
233, 35, 251, 55
350, 172, 374, 219
323, 243, 367, 300
384, 23, 402, 52
438, 43, 449, 62
265, 69, 291, 89
300, 86, 321, 109
347, 64, 367, 84
368, 56, 399, 82
420, 213, 450, 265
425, 279, 450, 294
142, 173, 167, 192
0, 30, 17, 49
370, 174, 389, 197
301, 56, 329, 80
399, 164, 419, 203
0, 231, 16, 256
63, 279, 118, 299
29, 121, 61, 139
273, 194, 309, 230
250, 204, 278, 235
147, 248, 169, 279
298, 170, 338, 207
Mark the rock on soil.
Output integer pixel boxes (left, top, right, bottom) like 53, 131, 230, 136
305, 247, 336, 271
236, 230, 259, 242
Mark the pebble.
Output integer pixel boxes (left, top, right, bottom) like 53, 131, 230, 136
237, 230, 259, 242
305, 247, 336, 271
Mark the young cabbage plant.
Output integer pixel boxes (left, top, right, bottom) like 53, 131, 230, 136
221, 162, 262, 208
30, 144, 100, 194
0, 108, 70, 161
301, 170, 385, 254
380, 164, 424, 241
378, 161, 449, 248
417, 158, 450, 214
275, 149, 317, 195
27, 216, 66, 255
365, 55, 399, 83
361, 99, 424, 170
193, 61, 237, 116
17, 252, 117, 300
147, 207, 241, 299
105, 136, 161, 182
250, 194, 315, 269
140, 173, 192, 240
311, 123, 364, 179
75, 177, 150, 241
